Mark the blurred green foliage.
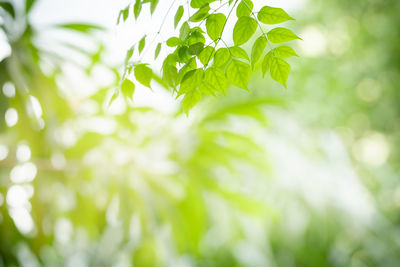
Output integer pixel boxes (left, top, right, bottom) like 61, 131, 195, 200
1, 0, 400, 266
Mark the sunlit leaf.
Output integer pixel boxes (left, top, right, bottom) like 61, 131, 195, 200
226, 59, 251, 90
267, 27, 301, 43
258, 6, 294, 25
134, 64, 153, 88
233, 16, 257, 46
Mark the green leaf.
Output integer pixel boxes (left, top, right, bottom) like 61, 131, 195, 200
204, 67, 227, 94
251, 36, 267, 68
121, 79, 135, 100
226, 59, 251, 90
262, 51, 273, 77
230, 46, 249, 61
272, 46, 298, 58
188, 31, 205, 45
166, 37, 181, 47
178, 68, 204, 96
270, 57, 290, 87
188, 42, 204, 55
0, 2, 15, 18
182, 89, 202, 114
134, 64, 153, 88
233, 16, 257, 46
174, 6, 184, 29
257, 6, 294, 25
179, 22, 190, 40
214, 48, 231, 68
150, 0, 159, 14
53, 23, 104, 33
198, 46, 215, 65
206, 13, 226, 41
189, 5, 210, 22
190, 0, 215, 8
25, 0, 36, 14
134, 0, 142, 19
236, 0, 253, 18
267, 27, 301, 43
178, 57, 197, 83
138, 36, 146, 54
123, 6, 129, 21
155, 43, 162, 59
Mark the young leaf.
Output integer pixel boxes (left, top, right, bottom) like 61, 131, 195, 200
121, 79, 135, 100
204, 67, 227, 93
226, 59, 251, 90
257, 6, 294, 25
236, 0, 253, 18
188, 42, 204, 55
230, 46, 249, 61
206, 13, 226, 41
180, 22, 190, 40
262, 51, 273, 77
134, 64, 153, 88
174, 6, 184, 29
267, 27, 301, 43
166, 37, 181, 47
123, 6, 129, 21
138, 36, 146, 54
190, 0, 215, 8
273, 46, 298, 58
270, 57, 290, 87
134, 0, 142, 19
251, 36, 267, 68
178, 68, 204, 96
233, 16, 257, 46
155, 43, 162, 59
182, 89, 202, 114
150, 0, 159, 14
198, 46, 215, 65
189, 5, 210, 22
214, 48, 231, 68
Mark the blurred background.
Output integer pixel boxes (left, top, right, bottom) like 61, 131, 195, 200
1, 0, 400, 266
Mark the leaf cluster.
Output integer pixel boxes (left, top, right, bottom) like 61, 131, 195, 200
116, 0, 300, 113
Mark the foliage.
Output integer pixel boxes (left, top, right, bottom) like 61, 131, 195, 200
1, 0, 400, 266
116, 0, 300, 113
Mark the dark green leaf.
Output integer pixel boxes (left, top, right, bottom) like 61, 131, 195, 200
188, 42, 204, 55
0, 2, 15, 18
